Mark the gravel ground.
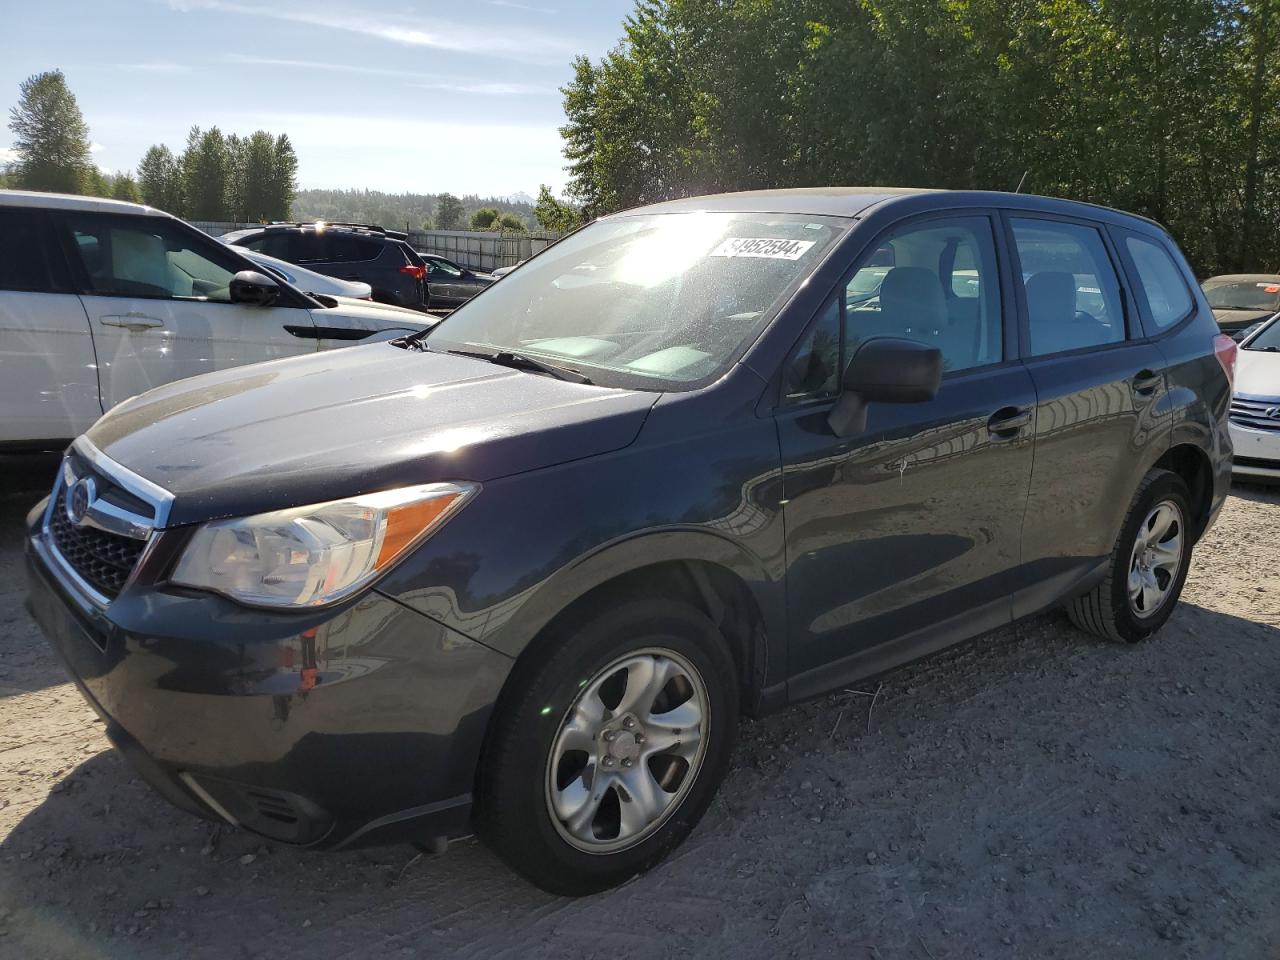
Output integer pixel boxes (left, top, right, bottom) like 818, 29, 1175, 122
1, 459, 1278, 959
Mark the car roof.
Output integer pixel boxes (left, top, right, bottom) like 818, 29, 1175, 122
0, 188, 167, 216
614, 186, 1164, 230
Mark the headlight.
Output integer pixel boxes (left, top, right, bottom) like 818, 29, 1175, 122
171, 482, 477, 608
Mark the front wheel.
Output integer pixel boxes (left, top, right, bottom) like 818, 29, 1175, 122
1067, 468, 1194, 643
476, 598, 738, 895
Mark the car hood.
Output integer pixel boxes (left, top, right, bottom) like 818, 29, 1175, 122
1235, 349, 1280, 399
311, 298, 437, 329
86, 344, 658, 527
1213, 307, 1277, 328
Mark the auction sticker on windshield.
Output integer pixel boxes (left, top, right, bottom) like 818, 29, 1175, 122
710, 238, 816, 260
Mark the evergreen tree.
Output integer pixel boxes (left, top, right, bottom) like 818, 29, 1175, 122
137, 144, 184, 214
110, 173, 142, 203
434, 192, 466, 230
271, 133, 298, 220
7, 69, 92, 193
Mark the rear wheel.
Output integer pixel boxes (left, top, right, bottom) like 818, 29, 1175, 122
1067, 468, 1193, 643
476, 598, 738, 895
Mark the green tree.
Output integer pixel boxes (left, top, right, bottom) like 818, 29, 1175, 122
271, 133, 298, 220
560, 0, 1280, 276
7, 69, 92, 193
110, 172, 142, 203
180, 126, 231, 219
470, 206, 500, 230
82, 166, 110, 197
137, 144, 184, 214
533, 184, 583, 232
435, 192, 466, 229
497, 212, 527, 232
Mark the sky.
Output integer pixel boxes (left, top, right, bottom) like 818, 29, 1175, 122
0, 0, 634, 197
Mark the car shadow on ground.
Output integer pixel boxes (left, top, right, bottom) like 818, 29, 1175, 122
2, 597, 1278, 959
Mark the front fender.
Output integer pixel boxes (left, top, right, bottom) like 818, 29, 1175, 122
376, 413, 788, 681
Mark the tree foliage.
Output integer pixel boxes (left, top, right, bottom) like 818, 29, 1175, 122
134, 126, 298, 221
434, 192, 468, 230
562, 0, 1280, 274
7, 70, 93, 193
533, 184, 584, 232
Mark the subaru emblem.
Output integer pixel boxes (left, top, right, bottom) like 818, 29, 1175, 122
65, 476, 97, 526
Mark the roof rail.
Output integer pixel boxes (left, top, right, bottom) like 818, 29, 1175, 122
265, 220, 388, 233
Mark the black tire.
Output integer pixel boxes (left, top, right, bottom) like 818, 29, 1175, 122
1067, 468, 1194, 643
475, 598, 739, 896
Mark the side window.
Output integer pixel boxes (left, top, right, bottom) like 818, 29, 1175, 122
0, 209, 56, 293
63, 214, 239, 302
1011, 218, 1125, 356
784, 298, 841, 401
429, 258, 464, 278
312, 233, 378, 263
846, 216, 1003, 373
242, 233, 292, 260
1123, 232, 1193, 330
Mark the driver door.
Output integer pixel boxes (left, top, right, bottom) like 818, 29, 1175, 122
53, 212, 316, 411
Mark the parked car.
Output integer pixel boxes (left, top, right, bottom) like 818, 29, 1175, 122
222, 222, 430, 311
1201, 273, 1280, 337
26, 187, 1233, 896
234, 247, 373, 300
422, 253, 496, 309
1228, 313, 1280, 482
0, 191, 438, 450
491, 260, 525, 278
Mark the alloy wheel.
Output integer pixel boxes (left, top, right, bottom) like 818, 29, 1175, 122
1128, 499, 1185, 619
545, 647, 709, 854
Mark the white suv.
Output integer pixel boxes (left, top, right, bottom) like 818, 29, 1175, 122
0, 191, 437, 450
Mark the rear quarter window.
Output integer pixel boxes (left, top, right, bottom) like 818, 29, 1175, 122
1122, 232, 1193, 330
0, 209, 56, 292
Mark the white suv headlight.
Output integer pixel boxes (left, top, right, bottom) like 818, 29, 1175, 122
171, 482, 477, 608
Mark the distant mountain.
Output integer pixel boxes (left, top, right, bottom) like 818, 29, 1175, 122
501, 191, 537, 206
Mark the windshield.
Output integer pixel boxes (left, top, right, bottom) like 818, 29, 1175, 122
1245, 316, 1280, 351
422, 212, 844, 389
1203, 278, 1280, 311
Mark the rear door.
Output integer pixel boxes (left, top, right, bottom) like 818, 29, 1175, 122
0, 207, 102, 443
1004, 213, 1168, 617
53, 212, 317, 411
776, 212, 1038, 695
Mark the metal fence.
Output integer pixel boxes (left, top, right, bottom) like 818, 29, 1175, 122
191, 221, 566, 272
407, 228, 564, 272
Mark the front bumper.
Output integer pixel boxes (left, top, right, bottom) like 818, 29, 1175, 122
1229, 422, 1280, 481
25, 503, 511, 848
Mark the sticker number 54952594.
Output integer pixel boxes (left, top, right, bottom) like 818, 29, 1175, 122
710, 237, 816, 260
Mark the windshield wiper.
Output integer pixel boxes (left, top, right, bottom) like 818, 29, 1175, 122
446, 348, 594, 384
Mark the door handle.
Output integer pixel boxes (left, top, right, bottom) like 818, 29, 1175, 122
987, 406, 1032, 439
100, 315, 163, 332
1132, 370, 1162, 395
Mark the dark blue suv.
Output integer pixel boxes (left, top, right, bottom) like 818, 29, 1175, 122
25, 188, 1235, 895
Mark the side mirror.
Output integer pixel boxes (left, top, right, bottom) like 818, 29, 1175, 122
828, 337, 943, 437
229, 270, 281, 307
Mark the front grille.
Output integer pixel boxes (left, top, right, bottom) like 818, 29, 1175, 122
1230, 395, 1280, 432
40, 443, 165, 604
47, 508, 147, 599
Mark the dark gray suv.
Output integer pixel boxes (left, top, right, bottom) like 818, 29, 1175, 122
25, 188, 1235, 895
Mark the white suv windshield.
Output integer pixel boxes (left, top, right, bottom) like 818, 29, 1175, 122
423, 212, 843, 389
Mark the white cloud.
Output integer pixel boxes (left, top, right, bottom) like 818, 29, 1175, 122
0, 146, 19, 165
169, 1, 572, 65
90, 142, 105, 153
224, 55, 553, 94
